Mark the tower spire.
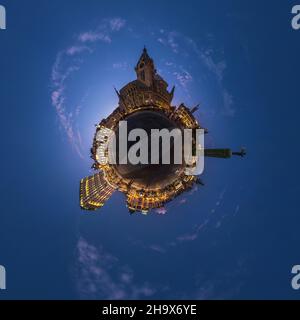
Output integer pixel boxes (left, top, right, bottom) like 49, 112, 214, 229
190, 104, 200, 114
170, 86, 175, 100
135, 47, 155, 87
114, 86, 120, 98
114, 86, 127, 109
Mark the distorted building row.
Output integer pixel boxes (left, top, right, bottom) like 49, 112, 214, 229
80, 48, 242, 214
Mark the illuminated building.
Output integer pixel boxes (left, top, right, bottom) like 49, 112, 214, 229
80, 172, 116, 210
80, 48, 245, 214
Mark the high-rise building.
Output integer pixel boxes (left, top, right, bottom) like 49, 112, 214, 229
80, 172, 116, 210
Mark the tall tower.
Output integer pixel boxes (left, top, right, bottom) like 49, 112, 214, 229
135, 47, 155, 87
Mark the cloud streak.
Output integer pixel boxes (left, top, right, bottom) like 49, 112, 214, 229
78, 31, 111, 43
112, 62, 128, 70
157, 30, 235, 116
76, 237, 156, 299
173, 69, 193, 89
50, 18, 126, 158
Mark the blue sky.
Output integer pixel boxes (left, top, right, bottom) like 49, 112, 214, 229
0, 0, 300, 299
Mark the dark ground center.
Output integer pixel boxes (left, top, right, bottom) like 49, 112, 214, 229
114, 110, 184, 189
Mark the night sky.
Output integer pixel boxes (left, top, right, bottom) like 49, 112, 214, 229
1, 0, 300, 299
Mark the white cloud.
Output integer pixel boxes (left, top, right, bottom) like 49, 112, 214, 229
157, 37, 165, 45
234, 204, 240, 216
156, 30, 235, 116
185, 37, 235, 116
66, 46, 92, 56
149, 245, 166, 254
109, 18, 126, 31
78, 31, 111, 43
157, 31, 180, 53
51, 53, 83, 157
179, 198, 187, 204
76, 237, 156, 299
173, 69, 192, 89
50, 17, 126, 158
112, 62, 128, 70
78, 18, 126, 43
155, 207, 167, 215
222, 90, 235, 116
176, 219, 209, 243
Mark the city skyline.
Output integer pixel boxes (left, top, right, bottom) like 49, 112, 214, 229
80, 48, 245, 214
